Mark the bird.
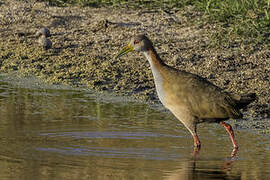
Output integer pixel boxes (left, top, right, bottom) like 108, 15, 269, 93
115, 34, 256, 150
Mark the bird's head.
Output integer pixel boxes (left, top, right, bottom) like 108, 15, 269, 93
115, 34, 152, 59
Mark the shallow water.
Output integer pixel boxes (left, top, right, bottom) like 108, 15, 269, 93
0, 78, 270, 180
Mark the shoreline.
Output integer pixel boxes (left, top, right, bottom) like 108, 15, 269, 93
1, 72, 270, 132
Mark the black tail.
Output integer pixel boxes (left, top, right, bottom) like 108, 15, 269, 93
236, 93, 257, 109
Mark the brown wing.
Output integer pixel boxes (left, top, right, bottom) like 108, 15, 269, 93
166, 69, 242, 119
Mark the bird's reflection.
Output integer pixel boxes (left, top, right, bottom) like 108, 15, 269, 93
163, 148, 240, 180
192, 146, 238, 159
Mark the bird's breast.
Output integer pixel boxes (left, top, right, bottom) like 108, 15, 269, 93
143, 51, 168, 106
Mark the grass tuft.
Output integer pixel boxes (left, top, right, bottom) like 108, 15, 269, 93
195, 0, 270, 46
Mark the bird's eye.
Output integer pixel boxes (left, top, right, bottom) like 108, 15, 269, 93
134, 40, 139, 44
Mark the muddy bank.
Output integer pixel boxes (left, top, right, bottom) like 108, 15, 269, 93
0, 0, 269, 118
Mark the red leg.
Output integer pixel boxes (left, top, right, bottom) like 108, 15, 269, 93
192, 134, 201, 158
193, 134, 201, 148
220, 121, 238, 149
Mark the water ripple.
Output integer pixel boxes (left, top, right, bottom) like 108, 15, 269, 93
37, 146, 182, 160
39, 131, 183, 140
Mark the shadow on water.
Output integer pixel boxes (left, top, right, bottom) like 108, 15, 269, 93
0, 76, 270, 179
163, 156, 240, 180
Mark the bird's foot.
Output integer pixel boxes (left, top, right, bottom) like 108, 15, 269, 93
192, 145, 201, 158
231, 147, 239, 158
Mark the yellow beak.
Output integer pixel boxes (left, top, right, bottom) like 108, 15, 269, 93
115, 44, 134, 59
